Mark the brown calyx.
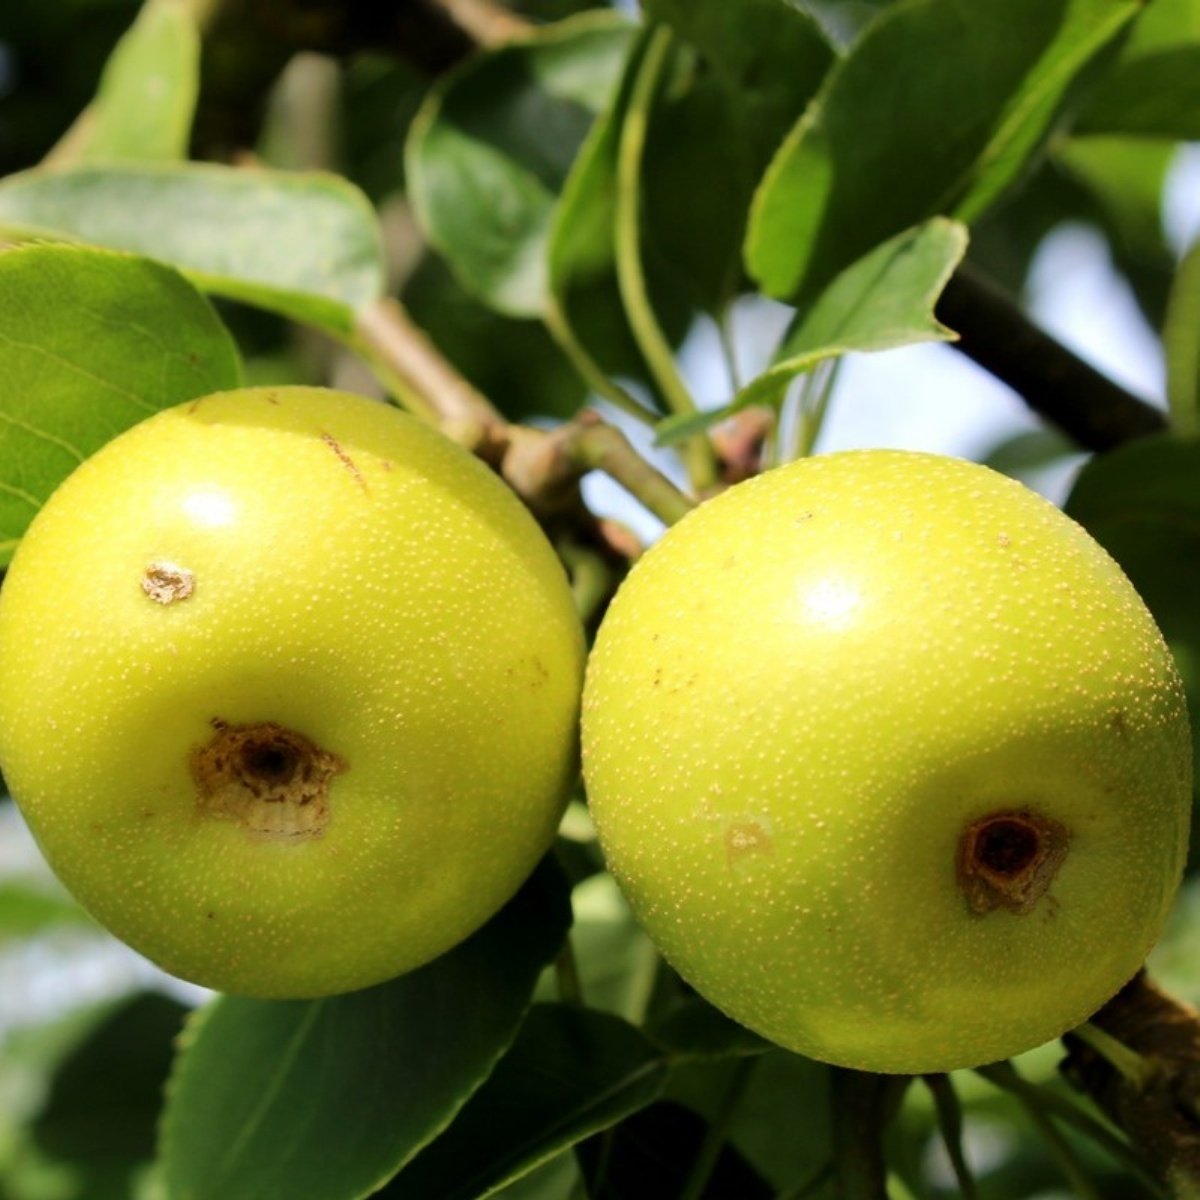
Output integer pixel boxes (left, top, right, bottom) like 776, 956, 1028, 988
190, 719, 346, 839
957, 809, 1070, 915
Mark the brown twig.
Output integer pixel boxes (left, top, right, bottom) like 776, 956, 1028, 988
429, 0, 531, 46
829, 1069, 910, 1200
1061, 972, 1200, 1195
354, 297, 508, 455
711, 407, 774, 485
503, 410, 694, 528
935, 263, 1168, 453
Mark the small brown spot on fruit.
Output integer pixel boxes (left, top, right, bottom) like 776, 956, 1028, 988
957, 810, 1070, 916
142, 561, 195, 605
190, 720, 345, 840
320, 432, 368, 493
726, 820, 773, 869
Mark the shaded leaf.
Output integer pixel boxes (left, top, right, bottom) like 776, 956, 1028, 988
490, 1152, 583, 1200
83, 0, 199, 163
1164, 239, 1200, 436
383, 1004, 667, 1199
0, 244, 242, 565
643, 0, 834, 168
544, 30, 692, 396
746, 0, 1141, 303
977, 427, 1083, 482
638, 0, 833, 312
1051, 135, 1177, 329
0, 164, 385, 332
406, 12, 635, 317
537, 871, 657, 1022
577, 1099, 773, 1199
649, 996, 771, 1060
1076, 0, 1200, 138
401, 254, 587, 420
31, 993, 187, 1200
1065, 437, 1200, 808
658, 218, 966, 442
160, 859, 572, 1200
966, 156, 1091, 297
1076, 46, 1200, 138
665, 1050, 832, 1194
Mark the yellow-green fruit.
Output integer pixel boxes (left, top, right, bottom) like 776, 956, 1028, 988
581, 450, 1191, 1073
0, 387, 585, 998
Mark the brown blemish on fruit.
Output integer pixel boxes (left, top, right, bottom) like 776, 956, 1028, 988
320, 432, 368, 493
142, 561, 195, 605
957, 810, 1070, 916
190, 718, 346, 839
726, 820, 773, 869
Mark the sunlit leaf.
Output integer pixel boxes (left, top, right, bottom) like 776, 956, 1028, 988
658, 218, 966, 442
83, 0, 199, 163
746, 0, 1141, 303
0, 244, 242, 565
0, 164, 385, 332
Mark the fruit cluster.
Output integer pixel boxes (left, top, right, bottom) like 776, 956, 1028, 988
0, 388, 1189, 1073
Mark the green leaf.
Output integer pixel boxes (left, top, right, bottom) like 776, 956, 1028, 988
490, 1153, 583, 1200
637, 0, 834, 313
1076, 0, 1200, 137
160, 859, 572, 1200
1065, 436, 1200, 808
1164, 240, 1200, 436
0, 244, 242, 565
401, 254, 588, 420
534, 872, 657, 1021
643, 0, 834, 168
0, 164, 386, 333
1077, 45, 1200, 138
0, 880, 90, 943
1052, 135, 1177, 329
546, 37, 637, 301
32, 992, 187, 1199
382, 1005, 667, 1199
576, 1099, 774, 1199
649, 996, 772, 1060
1119, 0, 1200, 47
745, 0, 1142, 303
666, 1050, 832, 1193
657, 218, 966, 442
83, 0, 200, 163
406, 12, 636, 317
977, 427, 1081, 483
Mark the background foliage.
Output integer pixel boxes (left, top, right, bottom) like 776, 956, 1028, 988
1, 0, 1200, 1197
